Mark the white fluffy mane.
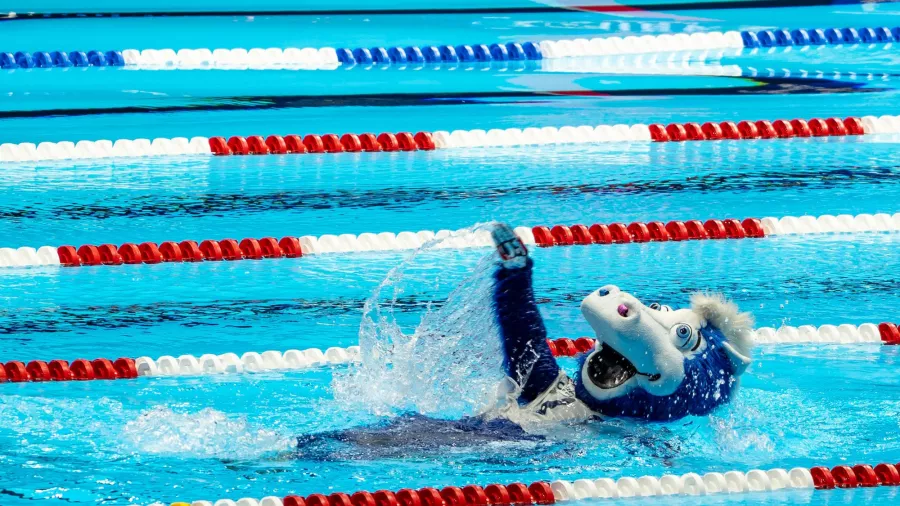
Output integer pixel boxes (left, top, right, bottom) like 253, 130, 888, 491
689, 292, 754, 359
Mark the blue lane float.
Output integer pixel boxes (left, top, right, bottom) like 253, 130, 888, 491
0, 49, 125, 69
335, 41, 542, 65
740, 26, 900, 48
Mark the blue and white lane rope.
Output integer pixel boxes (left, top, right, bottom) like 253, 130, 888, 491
740, 26, 900, 48
4, 26, 898, 71
0, 36, 739, 70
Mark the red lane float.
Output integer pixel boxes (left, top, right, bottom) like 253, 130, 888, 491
58, 236, 303, 267
650, 116, 863, 143
878, 323, 900, 344
208, 131, 435, 156
547, 338, 597, 357
811, 464, 900, 490
284, 482, 553, 506
1, 358, 137, 383
532, 218, 764, 247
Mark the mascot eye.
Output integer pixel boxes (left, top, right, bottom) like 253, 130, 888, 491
650, 303, 661, 310
674, 324, 702, 351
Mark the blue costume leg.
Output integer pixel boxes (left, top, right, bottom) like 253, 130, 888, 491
493, 257, 561, 404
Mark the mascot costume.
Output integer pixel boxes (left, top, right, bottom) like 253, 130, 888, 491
297, 223, 756, 457
488, 223, 754, 425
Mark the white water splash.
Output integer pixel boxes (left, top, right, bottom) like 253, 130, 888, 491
333, 224, 507, 420
122, 406, 291, 459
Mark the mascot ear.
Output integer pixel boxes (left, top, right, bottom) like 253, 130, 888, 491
690, 292, 754, 376
722, 341, 752, 375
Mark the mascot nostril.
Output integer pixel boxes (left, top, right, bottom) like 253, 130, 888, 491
487, 222, 754, 426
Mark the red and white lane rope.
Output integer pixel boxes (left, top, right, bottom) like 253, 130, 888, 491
550, 321, 900, 356
0, 131, 434, 162
0, 345, 359, 384
165, 482, 555, 506
3, 212, 900, 269
158, 461, 900, 506
134, 346, 359, 377
4, 114, 897, 163
0, 339, 583, 384
6, 322, 900, 385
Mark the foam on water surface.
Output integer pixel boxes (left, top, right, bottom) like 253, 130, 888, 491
121, 406, 291, 459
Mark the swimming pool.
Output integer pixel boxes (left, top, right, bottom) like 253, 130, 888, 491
3, 1, 900, 505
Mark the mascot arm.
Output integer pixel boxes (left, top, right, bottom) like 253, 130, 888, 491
493, 257, 562, 404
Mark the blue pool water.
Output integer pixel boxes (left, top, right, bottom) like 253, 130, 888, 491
3, 2, 900, 505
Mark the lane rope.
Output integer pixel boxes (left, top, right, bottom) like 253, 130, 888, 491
157, 461, 900, 506
3, 212, 900, 268
0, 346, 357, 384
8, 26, 898, 72
134, 346, 358, 378
6, 25, 899, 72
5, 323, 899, 384
3, 114, 896, 162
551, 321, 900, 355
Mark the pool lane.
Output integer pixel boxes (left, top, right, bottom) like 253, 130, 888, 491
2, 224, 900, 360
0, 137, 897, 247
3, 83, 899, 145
0, 135, 898, 247
0, 66, 769, 116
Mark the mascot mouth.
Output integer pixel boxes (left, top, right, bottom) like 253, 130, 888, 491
587, 344, 661, 389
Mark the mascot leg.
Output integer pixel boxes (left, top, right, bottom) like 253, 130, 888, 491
491, 224, 561, 404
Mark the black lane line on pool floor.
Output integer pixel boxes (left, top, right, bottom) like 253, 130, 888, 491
1, 167, 894, 221
4, 271, 898, 335
0, 78, 877, 119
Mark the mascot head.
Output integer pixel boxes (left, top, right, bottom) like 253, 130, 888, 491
574, 285, 753, 421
